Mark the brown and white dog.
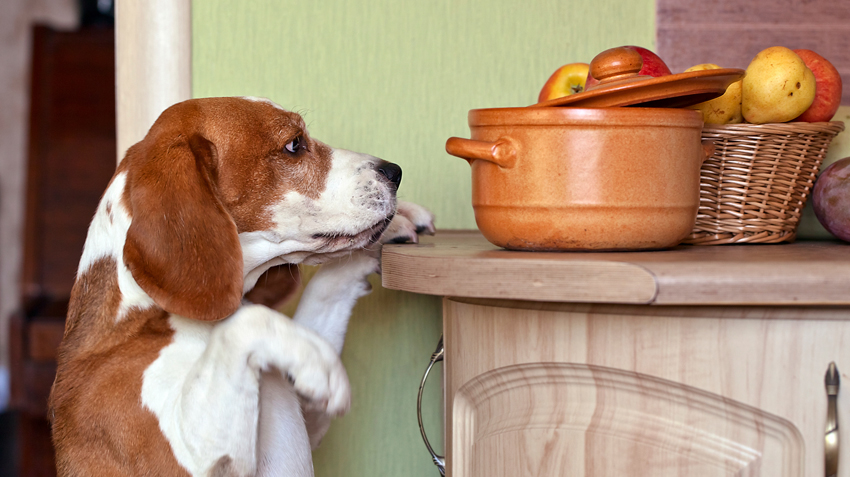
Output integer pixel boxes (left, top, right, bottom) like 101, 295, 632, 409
48, 97, 435, 476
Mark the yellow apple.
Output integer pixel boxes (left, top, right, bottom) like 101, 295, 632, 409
685, 63, 743, 124
538, 63, 590, 102
742, 46, 816, 124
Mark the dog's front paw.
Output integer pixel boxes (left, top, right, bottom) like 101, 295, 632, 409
286, 325, 352, 416
381, 201, 436, 244
310, 251, 380, 299
222, 304, 352, 416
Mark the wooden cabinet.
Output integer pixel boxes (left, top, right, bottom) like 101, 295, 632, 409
10, 24, 116, 477
383, 231, 850, 476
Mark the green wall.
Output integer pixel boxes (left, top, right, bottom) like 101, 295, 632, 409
192, 1, 655, 475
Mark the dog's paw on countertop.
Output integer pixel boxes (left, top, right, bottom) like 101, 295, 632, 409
381, 201, 436, 244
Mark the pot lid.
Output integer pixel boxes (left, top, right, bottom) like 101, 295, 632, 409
531, 47, 745, 109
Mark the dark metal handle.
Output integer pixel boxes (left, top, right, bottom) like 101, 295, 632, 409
826, 362, 840, 477
417, 335, 445, 476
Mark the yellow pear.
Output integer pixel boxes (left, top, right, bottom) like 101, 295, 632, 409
685, 63, 743, 124
741, 46, 816, 124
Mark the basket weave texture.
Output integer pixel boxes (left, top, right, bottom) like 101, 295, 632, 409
684, 121, 845, 245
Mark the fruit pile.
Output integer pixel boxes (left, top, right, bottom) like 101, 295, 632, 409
539, 45, 843, 125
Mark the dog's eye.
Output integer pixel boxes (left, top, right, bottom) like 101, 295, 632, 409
284, 136, 303, 154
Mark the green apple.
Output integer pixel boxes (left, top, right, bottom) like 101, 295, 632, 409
685, 63, 743, 124
742, 46, 816, 124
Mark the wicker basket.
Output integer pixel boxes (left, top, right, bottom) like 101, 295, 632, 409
683, 121, 845, 245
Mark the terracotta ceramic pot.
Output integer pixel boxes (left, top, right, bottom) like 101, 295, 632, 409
446, 106, 707, 251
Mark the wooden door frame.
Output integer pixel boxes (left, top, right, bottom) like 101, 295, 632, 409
115, 0, 192, 163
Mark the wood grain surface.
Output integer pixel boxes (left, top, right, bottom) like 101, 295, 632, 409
382, 231, 850, 305
454, 363, 803, 477
444, 298, 850, 477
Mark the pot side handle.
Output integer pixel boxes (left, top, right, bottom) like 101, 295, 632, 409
446, 137, 517, 168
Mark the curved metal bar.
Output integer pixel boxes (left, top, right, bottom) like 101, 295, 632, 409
417, 335, 445, 476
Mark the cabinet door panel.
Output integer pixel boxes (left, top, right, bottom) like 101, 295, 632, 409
453, 363, 803, 477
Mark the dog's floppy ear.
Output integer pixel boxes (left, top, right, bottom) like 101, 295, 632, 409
123, 133, 243, 321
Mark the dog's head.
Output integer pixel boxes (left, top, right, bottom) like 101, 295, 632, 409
119, 97, 400, 321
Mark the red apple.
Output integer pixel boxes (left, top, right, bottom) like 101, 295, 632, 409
793, 49, 843, 122
813, 157, 850, 242
585, 45, 672, 89
538, 62, 590, 102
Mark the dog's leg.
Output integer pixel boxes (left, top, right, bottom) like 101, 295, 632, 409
291, 200, 435, 348
289, 202, 436, 449
254, 253, 375, 470
288, 252, 379, 449
252, 254, 380, 473
256, 372, 313, 477
146, 306, 349, 477
294, 252, 379, 353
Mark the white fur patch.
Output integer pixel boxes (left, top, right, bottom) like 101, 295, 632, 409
140, 317, 216, 475
141, 307, 350, 476
76, 172, 155, 320
241, 96, 285, 110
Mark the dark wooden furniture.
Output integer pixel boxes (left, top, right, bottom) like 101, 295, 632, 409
9, 25, 116, 477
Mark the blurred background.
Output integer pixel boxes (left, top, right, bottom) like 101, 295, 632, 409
1, 0, 111, 476
0, 0, 848, 476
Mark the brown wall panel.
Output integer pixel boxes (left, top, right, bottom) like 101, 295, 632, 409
657, 0, 850, 104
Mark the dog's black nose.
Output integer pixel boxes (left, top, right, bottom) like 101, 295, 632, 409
377, 161, 402, 188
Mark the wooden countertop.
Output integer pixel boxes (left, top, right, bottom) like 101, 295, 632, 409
381, 230, 850, 306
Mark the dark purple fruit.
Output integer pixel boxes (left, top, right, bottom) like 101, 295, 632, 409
813, 157, 850, 242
